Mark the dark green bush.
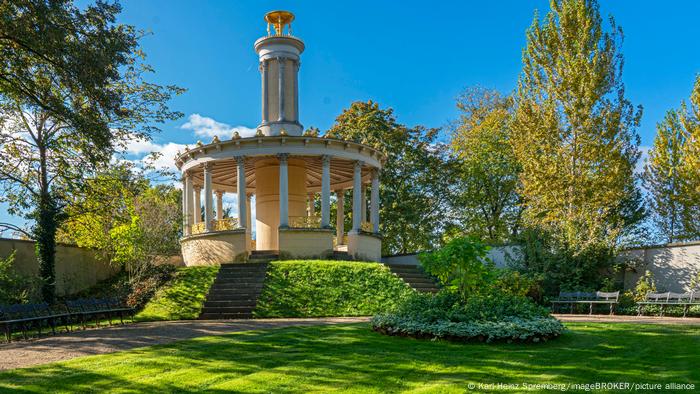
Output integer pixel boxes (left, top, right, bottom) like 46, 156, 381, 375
0, 252, 39, 304
371, 289, 563, 343
254, 260, 414, 317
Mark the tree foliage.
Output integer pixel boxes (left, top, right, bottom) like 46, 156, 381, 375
510, 0, 644, 292
449, 87, 522, 243
0, 0, 182, 301
325, 101, 456, 254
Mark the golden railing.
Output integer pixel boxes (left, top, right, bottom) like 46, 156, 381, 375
288, 215, 321, 229
361, 221, 373, 233
189, 218, 240, 235
213, 217, 239, 231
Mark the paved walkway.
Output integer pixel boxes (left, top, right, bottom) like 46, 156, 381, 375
554, 314, 700, 325
3, 315, 699, 371
0, 317, 370, 371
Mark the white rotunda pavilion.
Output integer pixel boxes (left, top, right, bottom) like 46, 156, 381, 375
176, 11, 383, 265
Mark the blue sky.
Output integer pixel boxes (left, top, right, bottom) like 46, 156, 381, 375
2, 0, 700, 231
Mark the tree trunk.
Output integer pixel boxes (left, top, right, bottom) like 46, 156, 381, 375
35, 193, 58, 303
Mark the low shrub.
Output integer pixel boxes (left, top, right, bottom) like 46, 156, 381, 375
371, 290, 563, 343
254, 260, 414, 317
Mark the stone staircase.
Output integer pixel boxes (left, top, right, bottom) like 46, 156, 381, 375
248, 250, 279, 263
199, 262, 269, 319
386, 264, 440, 293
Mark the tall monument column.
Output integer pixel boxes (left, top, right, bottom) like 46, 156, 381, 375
254, 11, 305, 136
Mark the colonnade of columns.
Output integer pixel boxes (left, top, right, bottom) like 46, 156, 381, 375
181, 156, 380, 245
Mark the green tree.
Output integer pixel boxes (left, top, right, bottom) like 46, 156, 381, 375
643, 110, 689, 243
325, 101, 457, 254
450, 87, 522, 243
678, 76, 700, 238
513, 0, 643, 250
511, 0, 644, 291
0, 0, 182, 302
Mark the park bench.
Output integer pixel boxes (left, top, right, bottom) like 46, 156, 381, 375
637, 291, 700, 317
551, 291, 620, 315
0, 302, 71, 342
66, 298, 135, 329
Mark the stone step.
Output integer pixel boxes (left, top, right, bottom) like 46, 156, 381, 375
199, 312, 253, 320
206, 293, 259, 302
393, 272, 432, 279
204, 300, 257, 307
206, 290, 261, 297
201, 306, 256, 314
209, 286, 264, 292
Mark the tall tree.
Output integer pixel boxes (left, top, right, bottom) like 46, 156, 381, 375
513, 0, 643, 253
450, 87, 522, 243
0, 0, 182, 302
325, 101, 456, 254
643, 110, 688, 243
678, 76, 700, 238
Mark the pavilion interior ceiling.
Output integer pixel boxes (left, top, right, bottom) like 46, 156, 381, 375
188, 155, 374, 193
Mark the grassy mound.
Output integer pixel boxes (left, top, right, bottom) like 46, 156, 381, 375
254, 260, 414, 317
136, 266, 218, 321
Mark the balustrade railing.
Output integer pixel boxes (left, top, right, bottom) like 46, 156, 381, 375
361, 221, 373, 233
189, 218, 240, 235
333, 235, 348, 246
288, 215, 321, 229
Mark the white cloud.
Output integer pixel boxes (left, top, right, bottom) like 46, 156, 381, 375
124, 139, 187, 173
180, 113, 256, 139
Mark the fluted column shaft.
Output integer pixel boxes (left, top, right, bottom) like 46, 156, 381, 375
279, 154, 289, 227
278, 57, 286, 122
261, 60, 269, 123
336, 190, 344, 241
215, 191, 224, 221
351, 161, 363, 233
194, 186, 202, 224
321, 155, 331, 228
203, 163, 213, 232
371, 169, 380, 233
237, 157, 248, 229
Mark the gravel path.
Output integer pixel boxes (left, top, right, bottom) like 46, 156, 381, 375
2, 314, 698, 371
0, 317, 369, 371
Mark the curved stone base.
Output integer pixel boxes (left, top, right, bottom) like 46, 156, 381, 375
348, 232, 382, 262
278, 227, 334, 259
181, 230, 248, 266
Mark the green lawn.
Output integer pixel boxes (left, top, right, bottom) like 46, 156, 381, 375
135, 266, 218, 321
1, 323, 698, 393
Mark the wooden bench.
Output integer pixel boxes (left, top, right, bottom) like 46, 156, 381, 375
0, 303, 71, 342
551, 291, 620, 315
637, 291, 700, 317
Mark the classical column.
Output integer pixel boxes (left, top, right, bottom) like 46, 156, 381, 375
183, 173, 191, 236
246, 193, 252, 231
278, 154, 289, 227
321, 155, 331, 228
215, 191, 224, 221
351, 161, 363, 233
261, 60, 268, 123
371, 169, 380, 233
336, 190, 344, 241
203, 163, 213, 232
237, 156, 247, 229
277, 57, 286, 122
361, 185, 367, 223
194, 186, 202, 224
294, 60, 300, 121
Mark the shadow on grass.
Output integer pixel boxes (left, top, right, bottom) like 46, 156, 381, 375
0, 322, 698, 392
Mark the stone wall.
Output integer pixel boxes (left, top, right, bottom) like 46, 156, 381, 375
620, 242, 700, 293
0, 237, 119, 296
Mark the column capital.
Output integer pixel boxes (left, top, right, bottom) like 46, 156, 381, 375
214, 190, 224, 197
372, 167, 381, 178
203, 162, 212, 171
277, 153, 289, 163
235, 155, 245, 164
194, 185, 202, 192
321, 154, 331, 165
354, 160, 364, 169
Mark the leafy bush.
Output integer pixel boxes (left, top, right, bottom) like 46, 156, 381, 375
0, 252, 39, 304
137, 266, 218, 321
254, 260, 414, 317
419, 237, 493, 299
371, 290, 563, 343
127, 263, 177, 308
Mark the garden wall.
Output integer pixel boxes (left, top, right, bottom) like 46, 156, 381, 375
620, 241, 700, 293
0, 237, 119, 296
